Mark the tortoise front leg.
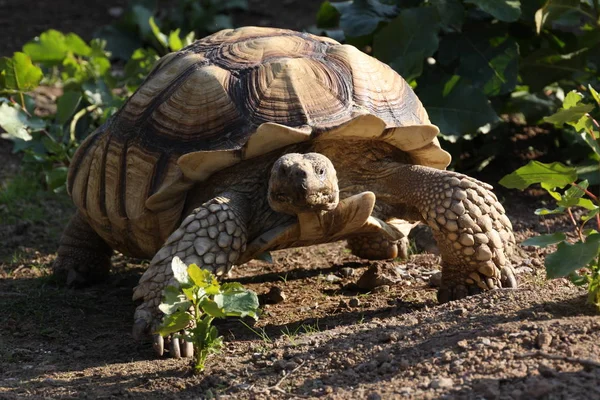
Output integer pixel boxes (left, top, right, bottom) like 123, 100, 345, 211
132, 193, 248, 357
387, 164, 518, 302
54, 211, 113, 286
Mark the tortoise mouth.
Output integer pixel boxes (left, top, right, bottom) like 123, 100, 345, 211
270, 189, 339, 214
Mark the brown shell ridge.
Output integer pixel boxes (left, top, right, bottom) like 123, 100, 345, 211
67, 124, 105, 196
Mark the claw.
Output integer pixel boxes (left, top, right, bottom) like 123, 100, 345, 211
132, 319, 149, 341
153, 334, 164, 356
181, 339, 194, 358
501, 265, 518, 288
170, 336, 181, 358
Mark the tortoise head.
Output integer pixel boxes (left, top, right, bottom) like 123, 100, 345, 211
268, 152, 339, 215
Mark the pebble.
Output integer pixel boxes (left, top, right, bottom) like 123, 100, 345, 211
340, 267, 355, 277
430, 377, 454, 389
481, 338, 491, 346
263, 286, 286, 304
325, 274, 342, 283
367, 392, 382, 400
536, 332, 553, 349
457, 340, 469, 349
348, 298, 360, 308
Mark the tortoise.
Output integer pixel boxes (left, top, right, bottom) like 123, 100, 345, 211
53, 26, 517, 355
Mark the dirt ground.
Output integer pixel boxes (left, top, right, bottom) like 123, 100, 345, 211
1, 1, 599, 399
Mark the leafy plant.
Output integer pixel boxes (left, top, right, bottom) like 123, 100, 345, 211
315, 0, 600, 154
500, 86, 600, 309
156, 257, 260, 372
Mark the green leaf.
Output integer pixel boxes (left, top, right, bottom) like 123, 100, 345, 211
214, 290, 259, 319
534, 207, 566, 215
155, 311, 192, 336
373, 7, 440, 82
187, 264, 220, 294
452, 32, 519, 96
0, 103, 33, 141
499, 161, 577, 190
543, 104, 595, 126
168, 29, 183, 51
520, 48, 589, 92
419, 77, 500, 138
159, 285, 192, 315
149, 17, 168, 50
522, 232, 566, 247
332, 0, 397, 37
317, 1, 341, 28
171, 256, 191, 285
465, 0, 521, 22
589, 85, 600, 107
545, 234, 600, 278
556, 180, 587, 207
563, 90, 583, 109
534, 0, 580, 34
23, 30, 91, 63
0, 53, 43, 92
580, 131, 600, 157
430, 0, 464, 31
56, 91, 82, 125
45, 167, 68, 193
200, 298, 226, 318
582, 208, 600, 222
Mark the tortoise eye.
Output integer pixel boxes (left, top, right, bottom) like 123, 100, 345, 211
317, 167, 325, 176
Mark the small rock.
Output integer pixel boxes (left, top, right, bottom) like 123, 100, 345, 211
356, 263, 404, 290
349, 298, 361, 308
262, 286, 286, 304
457, 340, 469, 350
430, 377, 454, 389
538, 363, 557, 378
325, 274, 342, 283
515, 266, 534, 274
337, 299, 349, 309
382, 332, 398, 343
367, 392, 382, 400
481, 338, 491, 346
340, 267, 355, 277
453, 307, 467, 316
429, 271, 442, 287
373, 284, 390, 293
398, 358, 410, 370
536, 332, 553, 349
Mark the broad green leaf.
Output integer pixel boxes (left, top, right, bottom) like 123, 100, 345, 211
187, 264, 220, 295
94, 26, 143, 60
520, 48, 589, 92
430, 0, 464, 31
563, 90, 583, 109
23, 30, 91, 63
0, 53, 43, 92
499, 161, 577, 190
580, 131, 600, 157
45, 167, 68, 193
534, 0, 580, 34
331, 0, 397, 37
571, 115, 593, 133
221, 282, 245, 293
522, 232, 566, 247
535, 206, 566, 215
465, 0, 521, 22
373, 7, 440, 81
159, 285, 192, 315
168, 29, 183, 51
454, 33, 519, 96
556, 180, 587, 207
214, 290, 259, 319
576, 198, 598, 211
419, 78, 499, 138
543, 104, 595, 126
149, 17, 168, 49
317, 1, 341, 28
56, 91, 82, 125
200, 298, 226, 318
589, 85, 600, 107
545, 234, 600, 278
155, 311, 192, 336
171, 256, 191, 285
0, 103, 33, 141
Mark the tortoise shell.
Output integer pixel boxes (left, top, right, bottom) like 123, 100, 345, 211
67, 26, 451, 258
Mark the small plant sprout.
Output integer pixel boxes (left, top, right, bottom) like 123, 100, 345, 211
500, 87, 600, 309
156, 257, 260, 372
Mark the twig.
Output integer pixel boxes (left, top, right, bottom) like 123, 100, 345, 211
515, 351, 600, 369
268, 360, 308, 397
566, 207, 584, 242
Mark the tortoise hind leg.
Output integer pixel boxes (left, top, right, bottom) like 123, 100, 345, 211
347, 233, 408, 260
53, 211, 113, 287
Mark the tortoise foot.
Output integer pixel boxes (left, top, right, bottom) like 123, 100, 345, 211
437, 263, 517, 303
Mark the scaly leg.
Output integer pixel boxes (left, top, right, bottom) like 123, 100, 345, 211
53, 211, 113, 286
131, 194, 248, 357
347, 233, 408, 260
